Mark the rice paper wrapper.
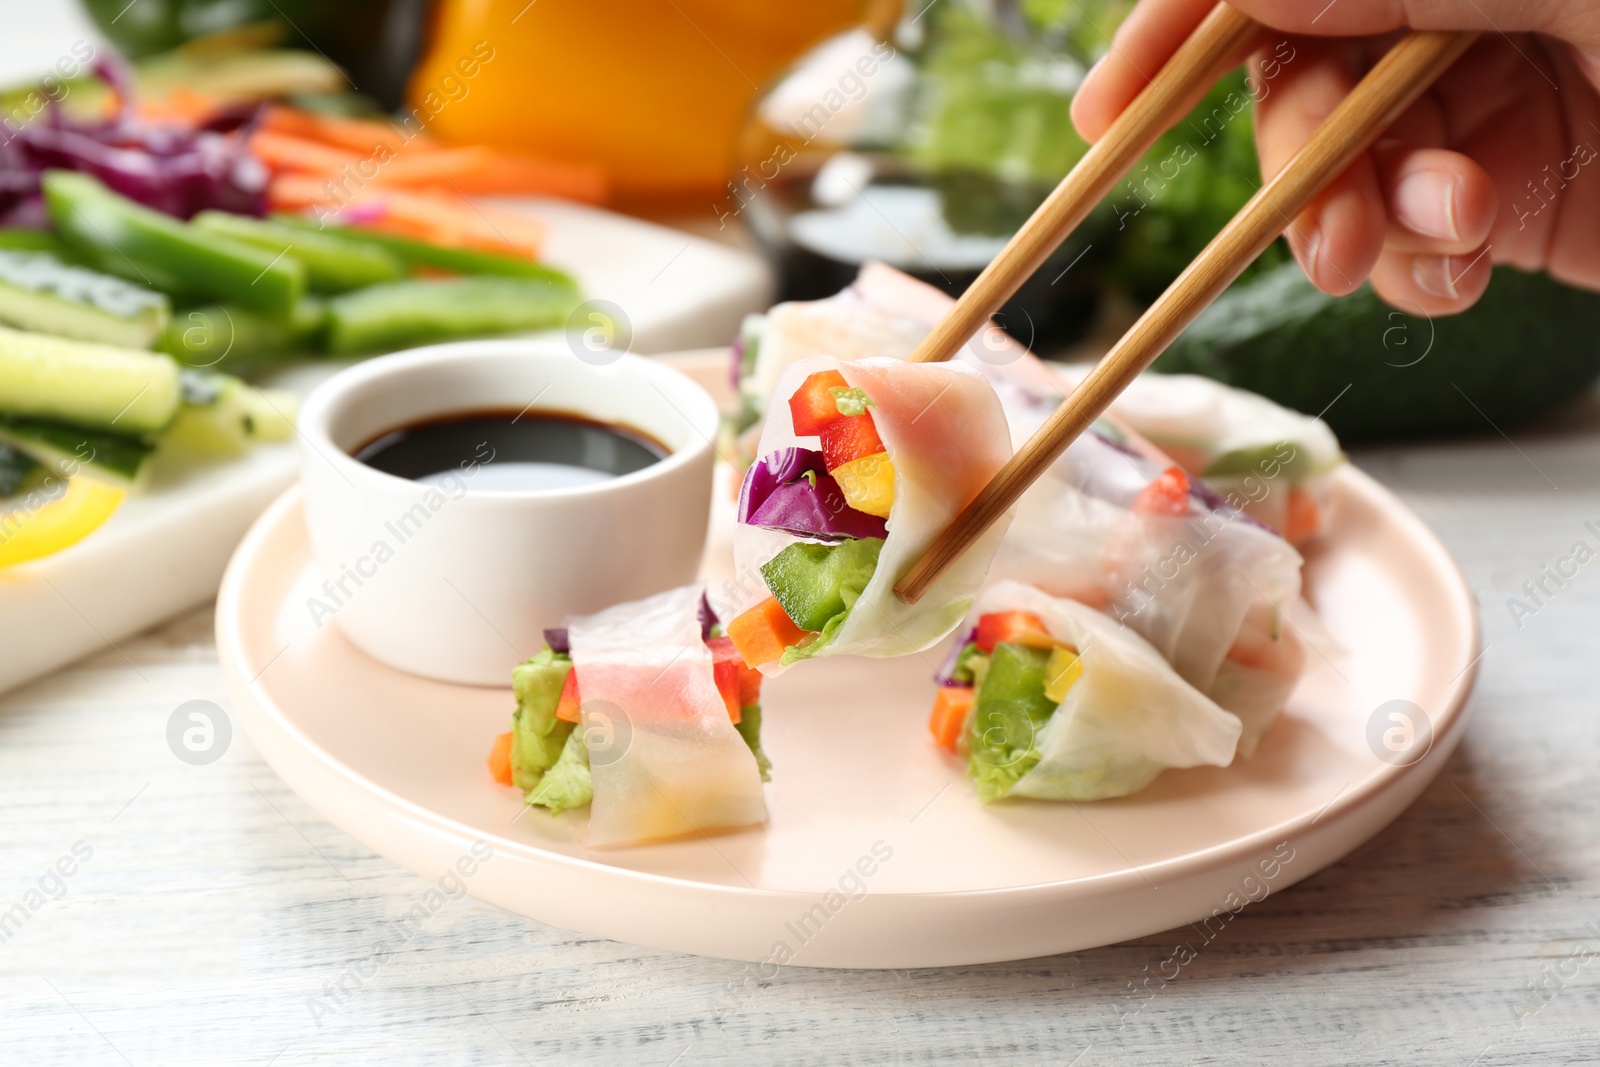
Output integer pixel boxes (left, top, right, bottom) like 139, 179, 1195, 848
743, 288, 927, 408
1211, 650, 1302, 758
1053, 363, 1344, 475
569, 583, 767, 847
1052, 364, 1344, 543
735, 355, 1013, 665
976, 581, 1242, 801
992, 430, 1305, 745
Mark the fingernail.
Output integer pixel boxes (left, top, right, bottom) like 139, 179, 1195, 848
1411, 254, 1461, 299
1301, 226, 1324, 287
1393, 169, 1460, 241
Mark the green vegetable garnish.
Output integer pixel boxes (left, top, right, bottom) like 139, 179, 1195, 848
947, 641, 984, 685
761, 536, 883, 634
526, 727, 593, 815
968, 642, 1057, 801
0, 443, 39, 498
735, 704, 772, 781
829, 386, 876, 418
509, 647, 576, 794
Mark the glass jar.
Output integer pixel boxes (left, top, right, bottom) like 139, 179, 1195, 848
732, 0, 1129, 353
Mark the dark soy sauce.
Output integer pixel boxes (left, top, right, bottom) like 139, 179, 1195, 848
353, 408, 668, 492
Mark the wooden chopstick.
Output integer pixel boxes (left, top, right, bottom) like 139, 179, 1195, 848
907, 1, 1261, 366
894, 28, 1479, 604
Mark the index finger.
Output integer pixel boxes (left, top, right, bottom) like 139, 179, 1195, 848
1072, 0, 1229, 142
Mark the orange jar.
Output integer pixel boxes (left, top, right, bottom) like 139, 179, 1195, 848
409, 0, 865, 207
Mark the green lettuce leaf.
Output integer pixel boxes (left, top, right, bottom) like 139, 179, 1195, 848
526, 727, 593, 815
510, 647, 574, 794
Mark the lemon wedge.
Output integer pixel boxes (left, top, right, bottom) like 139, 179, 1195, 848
0, 477, 126, 569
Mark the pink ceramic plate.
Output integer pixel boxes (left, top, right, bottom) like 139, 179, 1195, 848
216, 353, 1480, 967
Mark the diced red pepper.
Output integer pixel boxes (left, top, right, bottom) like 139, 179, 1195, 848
706, 636, 745, 724
554, 667, 581, 723
789, 370, 851, 436
820, 413, 886, 471
929, 686, 974, 752
487, 731, 514, 785
737, 662, 762, 707
1132, 465, 1192, 517
974, 610, 1056, 653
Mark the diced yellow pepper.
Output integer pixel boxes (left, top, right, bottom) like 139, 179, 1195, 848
0, 476, 125, 569
1043, 645, 1083, 704
831, 451, 895, 518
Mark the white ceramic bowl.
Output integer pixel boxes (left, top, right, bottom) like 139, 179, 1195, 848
295, 341, 717, 685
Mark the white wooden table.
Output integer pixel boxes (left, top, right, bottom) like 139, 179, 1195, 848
6, 4, 1600, 1064
3, 395, 1599, 1066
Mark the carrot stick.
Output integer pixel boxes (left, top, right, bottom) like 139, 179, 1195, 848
267, 179, 548, 257
262, 105, 421, 155
250, 130, 365, 176
376, 148, 607, 203
928, 687, 974, 752
487, 732, 514, 785
1285, 486, 1322, 542
260, 107, 607, 202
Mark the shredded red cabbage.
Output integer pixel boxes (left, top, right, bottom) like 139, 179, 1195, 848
697, 590, 718, 637
729, 332, 745, 390
737, 447, 888, 542
0, 57, 267, 225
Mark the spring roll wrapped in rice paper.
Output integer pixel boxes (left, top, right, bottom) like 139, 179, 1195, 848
817, 267, 1306, 752
728, 355, 1013, 671
1054, 364, 1345, 544
727, 264, 1307, 749
494, 584, 769, 848
934, 581, 1242, 801
993, 427, 1305, 756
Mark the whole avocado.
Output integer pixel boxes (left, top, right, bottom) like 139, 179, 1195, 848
1157, 263, 1600, 442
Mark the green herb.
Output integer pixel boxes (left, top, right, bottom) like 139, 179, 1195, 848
830, 386, 877, 418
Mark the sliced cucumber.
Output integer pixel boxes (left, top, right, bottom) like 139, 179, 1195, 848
0, 325, 181, 434
160, 372, 297, 456
0, 250, 170, 347
0, 443, 39, 497
0, 417, 154, 485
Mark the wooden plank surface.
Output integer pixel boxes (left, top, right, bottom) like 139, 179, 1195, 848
4, 396, 1600, 1066
3, 5, 1598, 1065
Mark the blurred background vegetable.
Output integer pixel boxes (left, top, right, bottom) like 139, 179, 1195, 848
80, 0, 429, 108
1, 0, 1595, 451
736, 0, 1288, 353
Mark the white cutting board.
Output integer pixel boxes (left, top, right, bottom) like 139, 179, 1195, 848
0, 193, 770, 695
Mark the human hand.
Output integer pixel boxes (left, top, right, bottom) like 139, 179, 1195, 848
1072, 0, 1600, 314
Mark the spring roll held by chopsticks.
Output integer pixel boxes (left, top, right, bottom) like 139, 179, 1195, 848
894, 29, 1477, 603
